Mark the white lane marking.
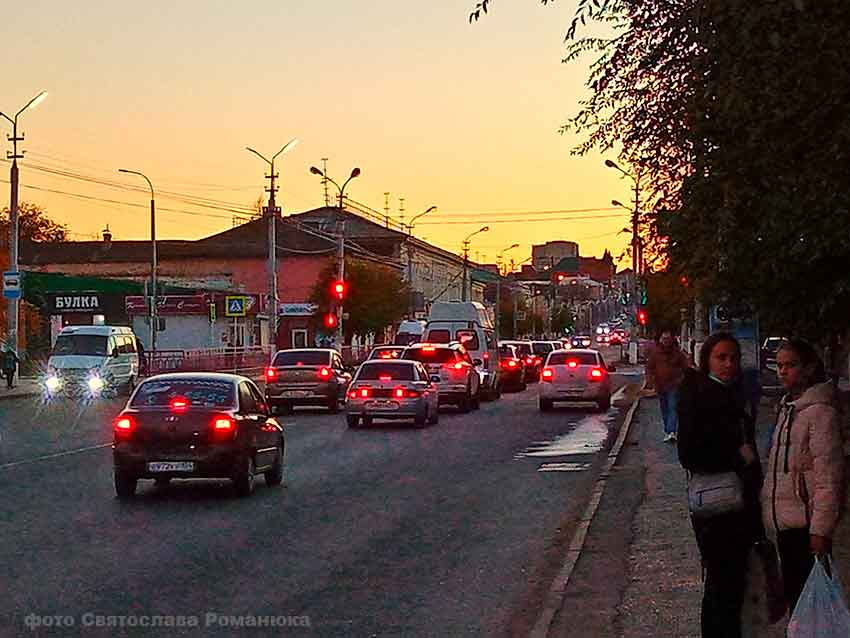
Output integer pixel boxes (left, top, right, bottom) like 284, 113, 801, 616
514, 413, 614, 460
0, 443, 111, 471
537, 463, 591, 473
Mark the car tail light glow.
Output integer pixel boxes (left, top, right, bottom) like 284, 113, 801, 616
379, 375, 393, 382
170, 397, 189, 412
589, 367, 605, 381
483, 352, 490, 360
449, 361, 465, 371
213, 416, 235, 431
265, 367, 277, 381
421, 345, 436, 353
394, 387, 406, 399
567, 360, 579, 369
114, 415, 135, 434
318, 367, 331, 379
541, 368, 554, 381
506, 360, 518, 368
380, 352, 394, 359
359, 387, 371, 398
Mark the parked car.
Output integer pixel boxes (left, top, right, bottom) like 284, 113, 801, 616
424, 302, 500, 400
539, 349, 614, 412
571, 335, 593, 348
345, 359, 439, 428
500, 340, 540, 382
498, 344, 527, 392
400, 342, 481, 412
264, 349, 352, 414
112, 373, 284, 498
367, 345, 406, 360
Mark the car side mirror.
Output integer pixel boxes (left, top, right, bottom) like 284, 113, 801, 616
430, 375, 441, 384
473, 358, 483, 366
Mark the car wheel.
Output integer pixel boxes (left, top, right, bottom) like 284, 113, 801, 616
427, 406, 439, 425
493, 382, 502, 400
265, 442, 284, 487
327, 394, 340, 414
362, 416, 373, 428
458, 390, 471, 414
414, 410, 427, 428
115, 471, 137, 499
471, 392, 481, 410
539, 398, 553, 412
347, 415, 360, 428
280, 401, 293, 415
233, 454, 256, 497
597, 396, 611, 412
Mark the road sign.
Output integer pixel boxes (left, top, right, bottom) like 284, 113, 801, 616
3, 271, 21, 300
225, 295, 247, 317
209, 303, 217, 323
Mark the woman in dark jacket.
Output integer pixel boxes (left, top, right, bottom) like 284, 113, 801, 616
677, 332, 764, 638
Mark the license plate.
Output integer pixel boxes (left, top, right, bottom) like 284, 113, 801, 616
370, 401, 399, 410
281, 390, 311, 398
148, 461, 195, 472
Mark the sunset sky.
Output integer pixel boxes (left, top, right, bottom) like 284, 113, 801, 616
1, 0, 633, 268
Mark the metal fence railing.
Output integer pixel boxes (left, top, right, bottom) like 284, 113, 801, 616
145, 346, 272, 377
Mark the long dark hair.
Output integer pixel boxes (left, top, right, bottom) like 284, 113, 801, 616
698, 332, 741, 375
777, 338, 827, 386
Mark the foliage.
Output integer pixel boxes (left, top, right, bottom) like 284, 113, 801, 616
0, 202, 67, 253
309, 258, 410, 344
644, 271, 692, 337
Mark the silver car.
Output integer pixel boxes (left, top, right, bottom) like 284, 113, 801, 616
538, 349, 614, 412
345, 360, 439, 428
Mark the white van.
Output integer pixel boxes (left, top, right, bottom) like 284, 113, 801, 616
46, 325, 140, 397
424, 302, 501, 400
394, 320, 426, 346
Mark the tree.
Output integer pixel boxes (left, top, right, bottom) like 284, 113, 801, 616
309, 258, 410, 344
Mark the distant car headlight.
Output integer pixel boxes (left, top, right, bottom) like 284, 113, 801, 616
45, 375, 62, 393
87, 375, 105, 393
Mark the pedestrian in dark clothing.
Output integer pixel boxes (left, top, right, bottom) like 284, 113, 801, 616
646, 329, 689, 443
761, 339, 844, 614
2, 346, 20, 390
678, 332, 765, 638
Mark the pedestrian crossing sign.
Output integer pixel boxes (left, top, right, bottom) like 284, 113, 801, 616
225, 295, 248, 317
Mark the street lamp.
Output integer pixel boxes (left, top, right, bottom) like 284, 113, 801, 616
117, 169, 157, 356
1, 90, 48, 354
404, 205, 437, 318
246, 138, 299, 348
605, 159, 643, 276
461, 226, 489, 302
494, 243, 519, 341
309, 165, 361, 348
406, 205, 437, 235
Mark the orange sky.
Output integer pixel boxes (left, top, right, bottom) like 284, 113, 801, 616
1, 0, 633, 268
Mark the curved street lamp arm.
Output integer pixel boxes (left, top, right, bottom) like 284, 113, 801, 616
0, 111, 13, 126
17, 91, 48, 119
118, 169, 154, 198
272, 138, 299, 161
246, 147, 272, 166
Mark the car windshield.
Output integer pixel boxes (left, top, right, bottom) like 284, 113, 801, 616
403, 348, 456, 364
508, 343, 532, 357
273, 351, 330, 366
52, 334, 108, 357
357, 363, 416, 381
532, 342, 554, 355
549, 352, 598, 366
499, 346, 516, 357
130, 379, 236, 408
370, 348, 403, 359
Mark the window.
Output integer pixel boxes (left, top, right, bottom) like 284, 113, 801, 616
416, 364, 429, 382
499, 345, 516, 358
426, 329, 451, 344
532, 342, 554, 356
456, 330, 480, 351
356, 363, 416, 381
238, 383, 259, 414
248, 383, 268, 414
292, 329, 308, 349
125, 336, 137, 353
484, 331, 495, 350
403, 348, 456, 364
273, 350, 331, 366
548, 352, 598, 366
131, 379, 236, 408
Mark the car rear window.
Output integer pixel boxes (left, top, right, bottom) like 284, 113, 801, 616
131, 379, 236, 408
499, 345, 516, 357
369, 348, 403, 359
357, 363, 416, 381
273, 351, 330, 366
456, 330, 480, 351
549, 352, 598, 366
425, 329, 451, 344
510, 343, 532, 357
403, 348, 456, 364
532, 342, 554, 355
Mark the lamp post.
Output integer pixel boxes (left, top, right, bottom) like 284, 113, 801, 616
117, 168, 157, 355
405, 205, 436, 318
495, 243, 519, 342
246, 139, 299, 349
309, 166, 360, 348
1, 91, 48, 354
605, 159, 643, 277
461, 226, 489, 302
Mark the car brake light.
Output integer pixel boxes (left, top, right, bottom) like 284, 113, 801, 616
359, 387, 371, 398
265, 367, 277, 381
483, 352, 489, 360
213, 416, 235, 431
318, 367, 331, 379
170, 397, 189, 412
567, 360, 579, 368
448, 361, 465, 371
380, 352, 393, 359
114, 415, 135, 433
507, 360, 518, 368
394, 387, 405, 399
422, 345, 436, 352
379, 375, 393, 382
541, 368, 554, 381
589, 367, 605, 381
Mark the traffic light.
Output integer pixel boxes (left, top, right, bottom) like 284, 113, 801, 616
331, 280, 347, 301
679, 275, 689, 288
323, 312, 338, 329
637, 309, 648, 326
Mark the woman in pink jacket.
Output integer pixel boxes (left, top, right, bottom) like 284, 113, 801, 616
762, 338, 845, 610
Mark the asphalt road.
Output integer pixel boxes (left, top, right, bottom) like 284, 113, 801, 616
0, 354, 637, 638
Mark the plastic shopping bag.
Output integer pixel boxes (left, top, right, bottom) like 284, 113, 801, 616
788, 556, 850, 638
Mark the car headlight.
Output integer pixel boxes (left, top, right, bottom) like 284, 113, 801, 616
87, 375, 105, 393
45, 375, 62, 393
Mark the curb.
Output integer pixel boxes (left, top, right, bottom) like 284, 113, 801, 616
528, 381, 645, 638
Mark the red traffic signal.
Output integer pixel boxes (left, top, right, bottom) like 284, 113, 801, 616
680, 275, 689, 288
331, 280, 347, 300
323, 312, 338, 329
637, 309, 648, 326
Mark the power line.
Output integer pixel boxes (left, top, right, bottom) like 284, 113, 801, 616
415, 214, 626, 225
430, 206, 624, 217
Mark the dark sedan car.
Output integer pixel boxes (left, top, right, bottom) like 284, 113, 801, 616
264, 348, 352, 414
112, 373, 284, 498
498, 344, 526, 391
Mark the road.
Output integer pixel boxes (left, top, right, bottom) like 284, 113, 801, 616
0, 351, 639, 638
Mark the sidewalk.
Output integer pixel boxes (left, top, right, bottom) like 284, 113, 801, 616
551, 394, 850, 638
0, 377, 42, 401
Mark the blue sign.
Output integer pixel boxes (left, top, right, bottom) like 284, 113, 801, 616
3, 271, 21, 300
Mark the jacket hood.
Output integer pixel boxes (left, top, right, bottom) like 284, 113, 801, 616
788, 381, 838, 411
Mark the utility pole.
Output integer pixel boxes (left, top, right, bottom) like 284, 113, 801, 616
512, 293, 518, 339
399, 197, 405, 228
322, 158, 329, 206
461, 242, 469, 302
407, 240, 415, 318
495, 278, 501, 343
384, 192, 390, 227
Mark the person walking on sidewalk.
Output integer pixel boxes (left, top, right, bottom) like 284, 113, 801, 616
761, 338, 844, 612
646, 329, 689, 443
678, 332, 764, 638
2, 345, 20, 390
